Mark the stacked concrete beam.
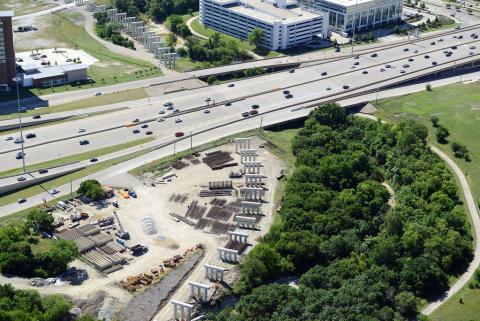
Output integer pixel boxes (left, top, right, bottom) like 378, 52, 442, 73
86, 1, 97, 11
171, 300, 193, 321
147, 37, 162, 51
64, 0, 74, 3
75, 0, 85, 6
97, 4, 107, 12
106, 8, 117, 21
142, 31, 155, 44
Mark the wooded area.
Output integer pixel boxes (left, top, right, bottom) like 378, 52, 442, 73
207, 103, 472, 321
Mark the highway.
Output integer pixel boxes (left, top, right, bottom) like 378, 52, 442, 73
1, 26, 479, 175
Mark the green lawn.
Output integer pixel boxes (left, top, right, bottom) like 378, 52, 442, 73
0, 137, 154, 178
374, 82, 480, 321
0, 0, 56, 16
3, 12, 162, 102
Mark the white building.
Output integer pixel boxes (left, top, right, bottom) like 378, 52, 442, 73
299, 0, 403, 35
199, 0, 329, 51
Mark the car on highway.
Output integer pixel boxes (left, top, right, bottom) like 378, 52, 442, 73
408, 58, 414, 62
39, 169, 48, 174
424, 55, 430, 59
26, 133, 36, 139
451, 46, 457, 50
14, 137, 24, 144
173, 108, 180, 113
204, 109, 211, 113
242, 112, 250, 117
283, 90, 290, 94
225, 102, 232, 106
158, 118, 165, 122
95, 92, 101, 96
321, 71, 328, 76
50, 188, 59, 194
370, 53, 378, 58
141, 124, 149, 128
132, 129, 140, 134
380, 68, 386, 72
400, 70, 406, 74
438, 38, 444, 42
289, 69, 295, 73
251, 104, 260, 109
77, 128, 86, 133
90, 158, 98, 163
362, 70, 368, 74
158, 110, 165, 114
228, 83, 235, 87
4, 136, 13, 141
16, 152, 25, 159
402, 64, 410, 68
430, 41, 436, 45
403, 48, 409, 51
353, 61, 359, 66
132, 118, 140, 122
163, 102, 173, 107
458, 35, 463, 39
432, 61, 438, 66
385, 64, 392, 68
342, 85, 350, 90
249, 110, 258, 115
354, 55, 359, 59
175, 118, 182, 123
469, 51, 475, 56
79, 140, 89, 145
32, 115, 41, 119
413, 49, 419, 53
166, 105, 174, 110
175, 131, 185, 137
470, 46, 476, 50
204, 97, 211, 102
18, 198, 27, 204
145, 131, 153, 135
326, 87, 331, 91
17, 176, 26, 182
285, 94, 293, 99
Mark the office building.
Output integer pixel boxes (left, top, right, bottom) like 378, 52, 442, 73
299, 0, 403, 35
19, 64, 89, 88
0, 11, 15, 91
199, 0, 328, 51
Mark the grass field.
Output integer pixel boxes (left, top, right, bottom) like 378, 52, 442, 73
0, 0, 56, 16
374, 82, 480, 321
3, 12, 161, 102
0, 137, 154, 178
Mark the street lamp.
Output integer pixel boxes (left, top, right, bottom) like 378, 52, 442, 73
12, 76, 26, 174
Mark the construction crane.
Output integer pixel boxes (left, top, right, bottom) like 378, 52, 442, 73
113, 211, 130, 240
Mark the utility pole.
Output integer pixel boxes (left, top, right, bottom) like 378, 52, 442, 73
190, 131, 193, 150
70, 177, 73, 198
14, 76, 26, 173
259, 116, 264, 134
174, 140, 176, 155
351, 0, 358, 56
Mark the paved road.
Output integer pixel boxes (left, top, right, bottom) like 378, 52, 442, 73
421, 146, 480, 315
1, 28, 479, 173
12, 2, 75, 21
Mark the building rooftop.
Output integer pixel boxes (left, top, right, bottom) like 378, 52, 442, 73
314, 0, 384, 8
215, 0, 321, 24
0, 11, 14, 17
22, 64, 89, 80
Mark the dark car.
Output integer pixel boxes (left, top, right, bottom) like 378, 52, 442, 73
408, 58, 414, 62
242, 112, 250, 117
26, 133, 36, 139
342, 85, 350, 90
403, 48, 409, 51
432, 61, 438, 66
283, 90, 290, 94
285, 94, 293, 99
370, 53, 378, 58
289, 69, 295, 73
430, 41, 436, 45
16, 152, 25, 159
90, 158, 98, 163
79, 140, 89, 145
141, 124, 149, 128
353, 61, 359, 66
424, 55, 430, 59
132, 129, 140, 134
451, 46, 458, 50
249, 110, 258, 115
225, 102, 232, 106
18, 198, 27, 204
32, 115, 41, 119
251, 104, 260, 109
175, 131, 185, 137
321, 71, 328, 76
145, 131, 153, 135
38, 169, 48, 174
132, 118, 140, 122
362, 70, 368, 74
17, 176, 26, 182
228, 83, 235, 87
354, 55, 360, 59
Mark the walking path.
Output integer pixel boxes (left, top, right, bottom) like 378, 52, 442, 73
186, 16, 263, 60
421, 146, 480, 315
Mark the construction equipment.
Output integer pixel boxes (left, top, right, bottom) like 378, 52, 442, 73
113, 211, 130, 240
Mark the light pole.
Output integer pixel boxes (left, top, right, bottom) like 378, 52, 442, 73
13, 76, 26, 174
351, 0, 359, 56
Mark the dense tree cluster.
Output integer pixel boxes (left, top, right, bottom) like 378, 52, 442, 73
78, 179, 106, 201
207, 103, 472, 321
114, 0, 198, 22
94, 12, 135, 49
183, 34, 250, 66
0, 213, 78, 278
167, 14, 191, 38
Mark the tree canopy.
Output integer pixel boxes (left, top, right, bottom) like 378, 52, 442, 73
78, 180, 106, 201
207, 103, 472, 321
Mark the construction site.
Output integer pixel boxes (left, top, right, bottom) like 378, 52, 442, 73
23, 136, 283, 321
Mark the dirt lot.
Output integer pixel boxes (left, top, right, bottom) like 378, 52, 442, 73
0, 137, 282, 320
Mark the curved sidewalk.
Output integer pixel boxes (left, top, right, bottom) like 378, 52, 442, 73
421, 146, 480, 315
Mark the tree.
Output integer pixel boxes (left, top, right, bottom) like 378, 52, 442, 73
27, 209, 54, 233
78, 179, 106, 201
435, 125, 449, 144
451, 141, 469, 159
426, 83, 432, 91
248, 28, 263, 52
167, 14, 184, 33
430, 115, 439, 127
166, 32, 177, 48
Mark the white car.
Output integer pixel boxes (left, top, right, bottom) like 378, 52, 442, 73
50, 188, 60, 195
175, 118, 182, 123
4, 136, 13, 141
77, 128, 86, 133
204, 109, 211, 114
158, 110, 165, 114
